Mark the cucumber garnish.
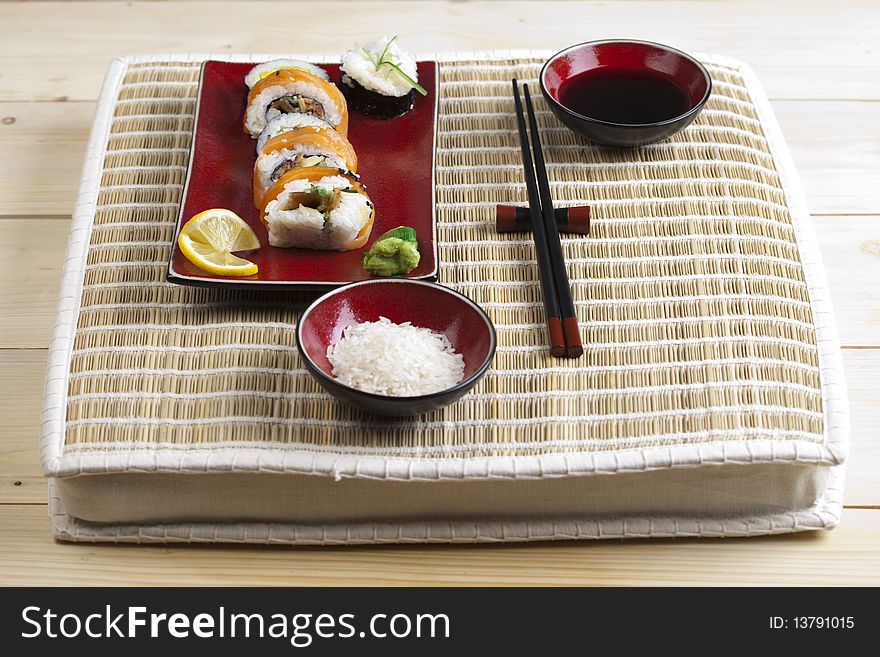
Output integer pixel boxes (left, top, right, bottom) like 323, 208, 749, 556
368, 36, 428, 96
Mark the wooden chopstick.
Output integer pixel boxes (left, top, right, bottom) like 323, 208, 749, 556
522, 84, 584, 358
511, 79, 566, 357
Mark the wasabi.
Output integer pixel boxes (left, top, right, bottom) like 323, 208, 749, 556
362, 226, 420, 276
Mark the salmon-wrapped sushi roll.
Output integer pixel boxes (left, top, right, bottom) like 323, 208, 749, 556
253, 126, 358, 208
244, 69, 349, 138
260, 167, 374, 251
256, 114, 332, 151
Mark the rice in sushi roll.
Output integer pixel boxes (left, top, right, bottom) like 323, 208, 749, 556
340, 36, 427, 119
260, 167, 374, 251
244, 69, 349, 138
253, 125, 358, 208
244, 59, 330, 88
256, 113, 331, 151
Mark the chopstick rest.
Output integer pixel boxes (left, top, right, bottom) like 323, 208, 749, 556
495, 204, 591, 234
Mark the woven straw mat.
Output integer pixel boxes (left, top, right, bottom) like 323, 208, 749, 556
66, 56, 824, 459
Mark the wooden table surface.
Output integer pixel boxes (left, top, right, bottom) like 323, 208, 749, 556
1, 0, 879, 586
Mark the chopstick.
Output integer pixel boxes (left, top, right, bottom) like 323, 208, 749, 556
511, 79, 565, 357
523, 84, 583, 358
512, 80, 584, 358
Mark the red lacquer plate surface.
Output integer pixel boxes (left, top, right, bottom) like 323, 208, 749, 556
167, 60, 438, 289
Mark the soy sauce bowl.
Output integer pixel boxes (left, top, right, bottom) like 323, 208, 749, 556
540, 40, 712, 147
296, 279, 496, 417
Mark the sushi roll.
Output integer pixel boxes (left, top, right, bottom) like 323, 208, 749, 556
340, 36, 427, 119
244, 59, 330, 88
256, 113, 332, 152
253, 125, 359, 208
260, 167, 374, 251
244, 69, 349, 139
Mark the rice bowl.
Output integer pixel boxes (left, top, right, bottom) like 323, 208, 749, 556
296, 279, 496, 416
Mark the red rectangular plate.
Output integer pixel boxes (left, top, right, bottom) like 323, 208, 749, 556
167, 60, 438, 289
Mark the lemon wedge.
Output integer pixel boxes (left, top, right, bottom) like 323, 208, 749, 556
178, 209, 260, 276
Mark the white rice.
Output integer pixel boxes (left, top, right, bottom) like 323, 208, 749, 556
244, 59, 330, 88
327, 317, 465, 396
264, 174, 371, 250
244, 80, 342, 138
341, 35, 419, 97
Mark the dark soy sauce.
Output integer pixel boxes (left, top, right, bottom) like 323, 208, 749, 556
559, 68, 690, 124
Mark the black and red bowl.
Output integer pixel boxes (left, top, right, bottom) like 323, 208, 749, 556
296, 279, 496, 416
540, 40, 712, 147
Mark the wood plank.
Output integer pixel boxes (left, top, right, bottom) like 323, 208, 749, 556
0, 99, 877, 218
0, 1, 878, 102
839, 350, 880, 506
0, 351, 48, 503
0, 218, 69, 348
778, 102, 880, 216
0, 103, 92, 216
3, 347, 877, 506
813, 216, 880, 346
0, 504, 877, 585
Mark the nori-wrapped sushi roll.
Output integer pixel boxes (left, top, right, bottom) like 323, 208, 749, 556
340, 36, 427, 119
341, 76, 416, 119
